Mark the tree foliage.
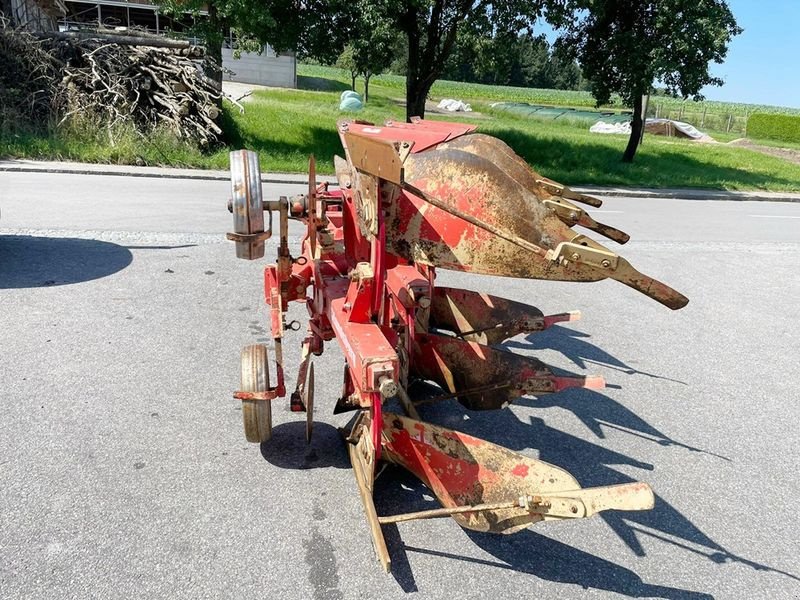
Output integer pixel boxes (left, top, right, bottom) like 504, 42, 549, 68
335, 2, 394, 102
153, 0, 356, 85
335, 45, 359, 91
394, 1, 558, 120
442, 32, 586, 90
557, 0, 741, 161
153, 0, 741, 158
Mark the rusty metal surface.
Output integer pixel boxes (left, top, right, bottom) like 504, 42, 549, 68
347, 414, 391, 573
229, 150, 267, 260
429, 286, 579, 345
410, 332, 603, 410
380, 412, 654, 534
307, 156, 318, 257
226, 118, 684, 571
233, 390, 279, 401
342, 131, 405, 184
387, 143, 687, 309
439, 134, 618, 239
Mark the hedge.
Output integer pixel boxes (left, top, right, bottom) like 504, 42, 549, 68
748, 113, 800, 144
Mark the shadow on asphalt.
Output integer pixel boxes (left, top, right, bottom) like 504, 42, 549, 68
249, 320, 798, 595
0, 235, 133, 288
367, 326, 799, 596
259, 421, 350, 470
506, 325, 689, 384
376, 406, 799, 595
506, 326, 729, 460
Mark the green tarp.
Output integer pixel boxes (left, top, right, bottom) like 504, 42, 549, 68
492, 102, 631, 124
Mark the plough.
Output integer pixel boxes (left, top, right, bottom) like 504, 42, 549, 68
226, 119, 688, 572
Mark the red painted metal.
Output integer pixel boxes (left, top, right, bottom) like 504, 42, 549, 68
411, 332, 603, 410
343, 119, 477, 153
254, 116, 616, 445
231, 118, 687, 572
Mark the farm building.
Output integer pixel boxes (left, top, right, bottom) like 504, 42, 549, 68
4, 0, 297, 88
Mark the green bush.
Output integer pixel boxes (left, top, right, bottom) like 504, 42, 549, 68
748, 113, 800, 144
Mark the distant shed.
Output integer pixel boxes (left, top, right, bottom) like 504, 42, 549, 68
221, 46, 296, 88
9, 0, 297, 88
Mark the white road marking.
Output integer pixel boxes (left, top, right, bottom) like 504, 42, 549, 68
748, 215, 800, 219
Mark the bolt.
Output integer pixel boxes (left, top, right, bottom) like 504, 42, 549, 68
379, 377, 399, 398
601, 259, 611, 268
343, 302, 351, 311
571, 252, 580, 261
570, 505, 578, 514
569, 211, 578, 220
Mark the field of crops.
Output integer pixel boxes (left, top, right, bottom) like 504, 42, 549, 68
299, 63, 800, 135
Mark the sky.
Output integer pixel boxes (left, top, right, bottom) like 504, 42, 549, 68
701, 0, 800, 108
535, 0, 800, 109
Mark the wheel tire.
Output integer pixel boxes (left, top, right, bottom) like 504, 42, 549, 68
230, 150, 265, 260
240, 344, 272, 443
305, 362, 315, 444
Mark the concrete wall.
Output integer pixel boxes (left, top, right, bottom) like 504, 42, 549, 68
221, 46, 296, 89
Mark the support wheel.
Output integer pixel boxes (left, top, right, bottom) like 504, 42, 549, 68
240, 344, 272, 443
230, 150, 266, 260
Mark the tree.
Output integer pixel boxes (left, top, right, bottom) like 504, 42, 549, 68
547, 43, 583, 90
557, 0, 741, 162
396, 1, 552, 121
155, 0, 228, 87
513, 34, 553, 88
153, 1, 565, 121
336, 45, 359, 91
349, 3, 395, 102
442, 30, 584, 91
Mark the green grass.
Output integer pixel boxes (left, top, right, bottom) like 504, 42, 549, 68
2, 65, 800, 191
300, 64, 800, 117
221, 87, 408, 173
0, 122, 231, 169
220, 82, 800, 191
300, 64, 800, 138
480, 116, 800, 191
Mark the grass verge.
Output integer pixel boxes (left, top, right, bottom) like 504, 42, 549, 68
2, 66, 800, 191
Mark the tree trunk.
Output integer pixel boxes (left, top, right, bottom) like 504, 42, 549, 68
350, 72, 356, 91
204, 3, 224, 95
405, 53, 434, 120
623, 93, 644, 163
364, 73, 370, 103
407, 78, 432, 120
403, 4, 434, 122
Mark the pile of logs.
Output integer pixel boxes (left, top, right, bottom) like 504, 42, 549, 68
0, 22, 223, 147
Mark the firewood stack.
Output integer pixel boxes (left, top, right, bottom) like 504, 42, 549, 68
0, 21, 223, 147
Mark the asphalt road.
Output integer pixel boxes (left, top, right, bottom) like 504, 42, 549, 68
1, 171, 799, 600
